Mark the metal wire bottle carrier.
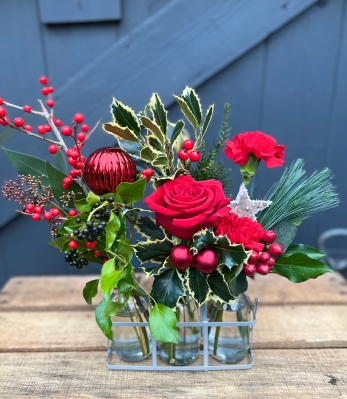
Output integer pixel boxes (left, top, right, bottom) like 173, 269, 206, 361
106, 297, 259, 371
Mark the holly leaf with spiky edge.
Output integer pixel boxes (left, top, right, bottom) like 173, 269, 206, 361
103, 122, 139, 142
142, 264, 167, 278
111, 98, 141, 136
201, 105, 214, 135
207, 270, 236, 304
151, 267, 185, 308
228, 270, 248, 296
170, 120, 185, 146
141, 116, 165, 147
134, 216, 165, 241
187, 268, 210, 306
134, 238, 174, 264
149, 94, 168, 136
152, 168, 188, 188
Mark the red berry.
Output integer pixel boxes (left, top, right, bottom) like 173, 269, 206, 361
73, 169, 81, 177
76, 132, 86, 141
70, 150, 80, 159
178, 149, 190, 161
248, 251, 259, 264
37, 125, 46, 134
54, 119, 62, 127
259, 252, 271, 263
256, 263, 270, 275
68, 240, 78, 249
189, 150, 201, 162
48, 86, 54, 93
50, 208, 60, 216
31, 213, 41, 221
0, 106, 7, 118
73, 113, 84, 124
85, 241, 97, 249
62, 183, 70, 189
268, 243, 284, 257
81, 124, 89, 132
25, 203, 34, 211
66, 148, 74, 157
23, 105, 31, 113
41, 87, 50, 96
44, 124, 51, 132
75, 162, 83, 170
169, 244, 193, 270
94, 251, 101, 257
25, 209, 32, 214
61, 126, 73, 136
44, 212, 53, 221
33, 206, 43, 214
46, 99, 54, 108
68, 209, 77, 216
263, 230, 277, 243
63, 176, 73, 185
192, 248, 219, 274
39, 76, 48, 85
69, 170, 77, 177
0, 117, 10, 126
80, 155, 86, 163
24, 124, 32, 132
103, 258, 109, 263
183, 139, 194, 150
13, 117, 24, 127
48, 145, 58, 154
142, 168, 154, 177
268, 257, 276, 268
0, 98, 3, 105
243, 263, 257, 276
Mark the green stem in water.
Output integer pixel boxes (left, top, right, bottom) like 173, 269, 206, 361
213, 309, 223, 356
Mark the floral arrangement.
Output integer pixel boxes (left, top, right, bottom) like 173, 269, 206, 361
0, 80, 339, 348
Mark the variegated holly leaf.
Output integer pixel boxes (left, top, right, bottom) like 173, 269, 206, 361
148, 136, 164, 154
191, 229, 217, 255
152, 156, 169, 168
141, 264, 167, 277
181, 86, 202, 126
140, 146, 157, 163
134, 216, 165, 241
187, 268, 210, 305
151, 268, 185, 308
228, 270, 248, 296
170, 120, 185, 146
134, 238, 174, 264
208, 270, 236, 304
141, 116, 165, 146
152, 168, 187, 188
149, 94, 168, 135
202, 105, 214, 135
174, 95, 198, 129
111, 98, 140, 136
103, 122, 139, 142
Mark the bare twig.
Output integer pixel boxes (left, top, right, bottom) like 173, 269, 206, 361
86, 119, 102, 140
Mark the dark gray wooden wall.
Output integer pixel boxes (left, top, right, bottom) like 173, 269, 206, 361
0, 0, 346, 287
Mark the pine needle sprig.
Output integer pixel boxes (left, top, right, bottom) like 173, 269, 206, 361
191, 103, 232, 193
257, 159, 339, 230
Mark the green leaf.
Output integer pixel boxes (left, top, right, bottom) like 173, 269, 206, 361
152, 156, 169, 167
140, 116, 165, 146
116, 238, 133, 262
148, 136, 163, 153
170, 120, 185, 146
86, 191, 100, 207
140, 146, 156, 163
134, 238, 174, 264
111, 98, 140, 136
95, 298, 113, 340
105, 212, 121, 250
272, 253, 333, 283
151, 268, 184, 308
222, 263, 243, 283
149, 94, 168, 135
83, 279, 99, 305
208, 271, 235, 303
283, 243, 325, 260
101, 258, 116, 275
149, 303, 179, 344
174, 96, 198, 129
54, 148, 68, 175
270, 220, 297, 252
134, 216, 165, 240
117, 140, 142, 158
116, 179, 146, 203
45, 162, 85, 206
228, 272, 248, 296
74, 198, 91, 213
2, 147, 49, 185
103, 122, 139, 142
188, 268, 209, 305
202, 105, 214, 135
102, 300, 126, 318
181, 87, 202, 126
100, 269, 124, 299
212, 242, 247, 270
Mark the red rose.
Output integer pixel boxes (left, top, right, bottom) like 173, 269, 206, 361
144, 176, 230, 240
213, 213, 265, 252
225, 131, 285, 168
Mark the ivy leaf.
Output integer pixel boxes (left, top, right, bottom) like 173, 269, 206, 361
170, 120, 185, 146
151, 268, 184, 308
134, 216, 165, 240
208, 270, 235, 303
272, 253, 333, 283
174, 96, 198, 129
140, 146, 156, 163
3, 147, 49, 185
201, 105, 214, 135
116, 238, 133, 262
149, 304, 179, 344
140, 116, 165, 146
105, 212, 120, 250
270, 220, 297, 252
188, 268, 209, 305
149, 94, 168, 135
103, 122, 139, 142
102, 300, 126, 318
86, 191, 100, 207
100, 269, 124, 300
116, 179, 147, 203
95, 298, 113, 340
228, 271, 248, 296
83, 279, 99, 305
111, 98, 140, 136
54, 148, 68, 175
134, 238, 174, 264
282, 243, 325, 259
181, 87, 202, 126
74, 198, 91, 213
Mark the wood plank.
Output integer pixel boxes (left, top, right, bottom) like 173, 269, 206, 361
0, 304, 346, 352
1, 272, 346, 311
0, 349, 345, 398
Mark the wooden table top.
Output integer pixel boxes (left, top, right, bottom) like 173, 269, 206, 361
0, 272, 346, 398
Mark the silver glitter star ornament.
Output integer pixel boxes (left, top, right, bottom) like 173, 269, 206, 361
229, 184, 272, 220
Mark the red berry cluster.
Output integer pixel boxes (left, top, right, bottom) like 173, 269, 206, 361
24, 203, 61, 222
242, 230, 284, 276
141, 168, 154, 180
178, 140, 201, 163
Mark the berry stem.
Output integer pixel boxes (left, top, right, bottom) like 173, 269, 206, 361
85, 119, 102, 141
3, 100, 43, 117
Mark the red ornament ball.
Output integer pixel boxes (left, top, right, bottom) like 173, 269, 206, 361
192, 248, 219, 274
268, 242, 284, 257
263, 230, 277, 243
243, 263, 257, 276
183, 139, 194, 150
83, 147, 137, 195
169, 244, 193, 270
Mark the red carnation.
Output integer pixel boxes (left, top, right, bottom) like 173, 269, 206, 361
225, 131, 285, 168
213, 213, 265, 252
